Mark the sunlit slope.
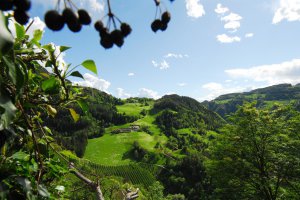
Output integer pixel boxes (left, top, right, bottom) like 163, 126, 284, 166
84, 101, 167, 165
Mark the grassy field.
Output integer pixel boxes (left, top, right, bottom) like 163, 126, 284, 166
84, 102, 167, 165
84, 131, 163, 165
116, 102, 152, 116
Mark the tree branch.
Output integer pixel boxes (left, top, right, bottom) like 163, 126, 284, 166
69, 162, 104, 200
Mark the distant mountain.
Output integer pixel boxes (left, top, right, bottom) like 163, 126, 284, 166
202, 83, 300, 118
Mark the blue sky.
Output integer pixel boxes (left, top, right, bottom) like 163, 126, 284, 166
24, 0, 300, 101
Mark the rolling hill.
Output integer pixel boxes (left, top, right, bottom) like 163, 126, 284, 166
202, 83, 300, 118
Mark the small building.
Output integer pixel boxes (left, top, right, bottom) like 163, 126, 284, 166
131, 125, 140, 131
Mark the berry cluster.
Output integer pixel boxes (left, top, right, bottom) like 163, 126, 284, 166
94, 12, 132, 49
151, 0, 171, 33
0, 0, 174, 49
44, 1, 91, 32
0, 0, 31, 25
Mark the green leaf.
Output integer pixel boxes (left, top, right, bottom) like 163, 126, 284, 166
30, 29, 43, 47
15, 22, 25, 39
60, 46, 71, 52
0, 12, 13, 57
15, 64, 25, 93
77, 100, 89, 113
33, 29, 43, 42
46, 105, 57, 117
69, 108, 80, 122
42, 44, 55, 54
81, 60, 98, 75
38, 185, 50, 197
0, 89, 17, 131
43, 126, 53, 135
16, 177, 32, 192
41, 77, 60, 94
70, 71, 84, 79
11, 151, 30, 161
3, 56, 16, 85
55, 185, 65, 192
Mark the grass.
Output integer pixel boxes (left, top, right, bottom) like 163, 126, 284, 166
116, 103, 152, 116
84, 102, 168, 165
84, 131, 166, 165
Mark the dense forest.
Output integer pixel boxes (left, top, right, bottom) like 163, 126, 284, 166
1, 2, 300, 200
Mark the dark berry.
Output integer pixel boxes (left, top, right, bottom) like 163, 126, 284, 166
100, 35, 113, 49
78, 9, 91, 25
151, 19, 162, 32
110, 29, 124, 47
14, 9, 29, 25
62, 8, 78, 24
13, 0, 31, 11
161, 11, 171, 24
99, 27, 109, 38
160, 22, 168, 31
120, 23, 132, 37
44, 10, 65, 31
0, 0, 13, 11
155, 0, 160, 6
67, 20, 82, 32
94, 20, 104, 32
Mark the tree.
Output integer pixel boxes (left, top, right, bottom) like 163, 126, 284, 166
208, 102, 300, 199
0, 12, 101, 198
160, 152, 213, 200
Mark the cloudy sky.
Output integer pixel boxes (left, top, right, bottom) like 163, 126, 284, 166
26, 0, 300, 101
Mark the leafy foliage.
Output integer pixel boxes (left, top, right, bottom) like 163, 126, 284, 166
0, 13, 97, 198
208, 103, 300, 199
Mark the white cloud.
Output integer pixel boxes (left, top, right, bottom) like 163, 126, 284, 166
185, 0, 205, 18
221, 12, 242, 22
74, 73, 111, 93
26, 17, 46, 38
164, 53, 189, 59
245, 33, 254, 38
216, 34, 241, 43
225, 59, 300, 85
224, 20, 241, 30
273, 0, 300, 24
200, 82, 247, 101
215, 3, 229, 15
202, 82, 223, 91
160, 60, 170, 70
138, 88, 160, 99
116, 88, 131, 99
128, 72, 135, 76
152, 60, 170, 70
221, 12, 242, 31
152, 60, 159, 67
178, 83, 187, 87
78, 0, 104, 12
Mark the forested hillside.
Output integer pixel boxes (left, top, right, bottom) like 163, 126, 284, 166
44, 87, 139, 157
202, 83, 300, 118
